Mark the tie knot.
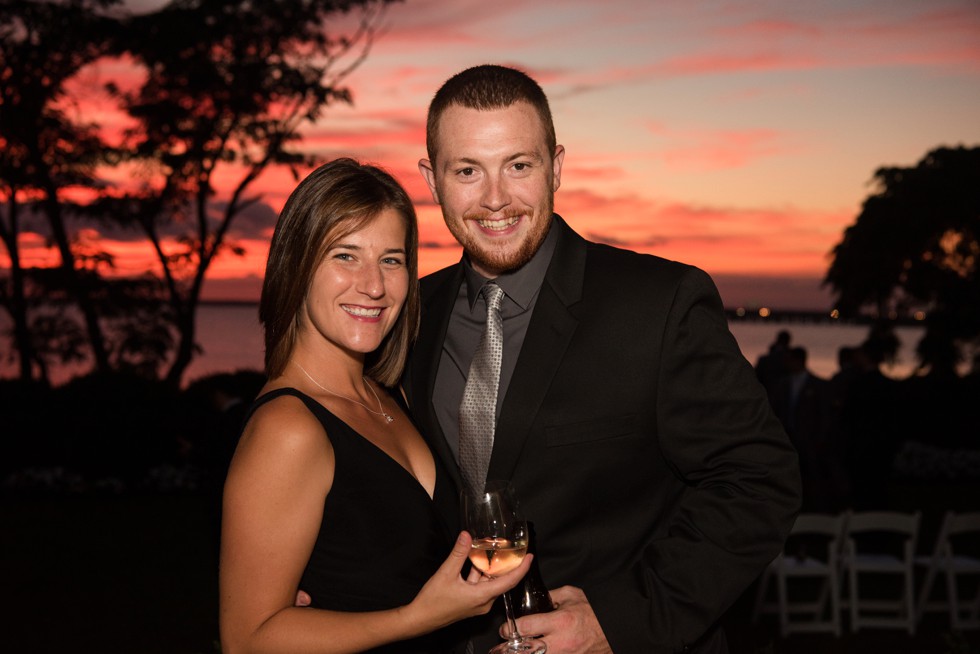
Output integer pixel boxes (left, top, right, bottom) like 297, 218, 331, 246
482, 283, 505, 313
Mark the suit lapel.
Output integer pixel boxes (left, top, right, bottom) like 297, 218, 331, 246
411, 265, 465, 490
488, 218, 586, 481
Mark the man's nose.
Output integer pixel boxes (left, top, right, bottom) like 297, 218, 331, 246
480, 174, 509, 212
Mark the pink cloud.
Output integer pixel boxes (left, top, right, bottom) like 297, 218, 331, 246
545, 3, 979, 100
849, 6, 980, 40
655, 127, 800, 171
718, 19, 824, 39
559, 163, 630, 182
575, 124, 799, 175
366, 0, 538, 51
301, 114, 426, 151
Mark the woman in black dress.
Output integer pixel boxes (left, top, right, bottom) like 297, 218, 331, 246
219, 159, 529, 653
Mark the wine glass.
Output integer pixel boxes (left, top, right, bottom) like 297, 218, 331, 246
462, 480, 547, 654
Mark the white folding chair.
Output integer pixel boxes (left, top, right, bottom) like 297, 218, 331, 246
916, 511, 980, 630
843, 510, 921, 634
752, 511, 848, 636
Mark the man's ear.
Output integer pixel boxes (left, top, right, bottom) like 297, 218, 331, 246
418, 159, 440, 203
552, 145, 565, 192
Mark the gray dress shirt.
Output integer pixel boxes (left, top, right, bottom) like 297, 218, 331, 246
432, 218, 560, 464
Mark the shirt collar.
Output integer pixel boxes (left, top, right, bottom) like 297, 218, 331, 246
462, 215, 559, 311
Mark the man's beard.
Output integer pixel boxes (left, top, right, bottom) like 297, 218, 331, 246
454, 203, 552, 276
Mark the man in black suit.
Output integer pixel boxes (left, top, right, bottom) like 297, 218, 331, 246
404, 65, 800, 654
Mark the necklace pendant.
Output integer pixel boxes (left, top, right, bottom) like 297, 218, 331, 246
384, 413, 394, 424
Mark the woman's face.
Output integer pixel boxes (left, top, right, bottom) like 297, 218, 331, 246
301, 208, 409, 358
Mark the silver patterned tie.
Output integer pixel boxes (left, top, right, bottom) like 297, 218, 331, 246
459, 282, 505, 497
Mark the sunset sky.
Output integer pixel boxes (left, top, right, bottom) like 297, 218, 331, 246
12, 0, 980, 310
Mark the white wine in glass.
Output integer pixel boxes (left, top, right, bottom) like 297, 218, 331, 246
462, 481, 547, 654
469, 536, 528, 577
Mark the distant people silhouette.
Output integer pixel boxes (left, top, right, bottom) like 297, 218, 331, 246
825, 346, 861, 508
906, 328, 970, 450
771, 346, 833, 511
755, 329, 792, 402
838, 343, 900, 509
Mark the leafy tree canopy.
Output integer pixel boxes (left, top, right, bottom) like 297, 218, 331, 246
825, 145, 980, 372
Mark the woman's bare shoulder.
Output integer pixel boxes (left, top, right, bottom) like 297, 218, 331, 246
235, 391, 333, 468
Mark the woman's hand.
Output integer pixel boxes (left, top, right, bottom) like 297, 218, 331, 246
398, 531, 532, 636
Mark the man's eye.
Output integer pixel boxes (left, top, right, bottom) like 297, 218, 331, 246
458, 167, 475, 176
513, 163, 528, 171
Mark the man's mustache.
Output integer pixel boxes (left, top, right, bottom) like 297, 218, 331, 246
462, 208, 530, 221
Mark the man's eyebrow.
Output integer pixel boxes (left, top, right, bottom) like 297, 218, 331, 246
508, 151, 544, 163
444, 151, 545, 167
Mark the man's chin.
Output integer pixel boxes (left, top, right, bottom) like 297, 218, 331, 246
469, 250, 532, 277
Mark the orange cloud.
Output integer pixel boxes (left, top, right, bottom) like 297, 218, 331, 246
551, 188, 849, 277
648, 125, 800, 171
301, 111, 426, 152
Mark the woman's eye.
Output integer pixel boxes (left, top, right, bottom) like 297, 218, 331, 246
382, 257, 404, 266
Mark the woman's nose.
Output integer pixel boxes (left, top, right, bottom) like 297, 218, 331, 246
356, 263, 385, 298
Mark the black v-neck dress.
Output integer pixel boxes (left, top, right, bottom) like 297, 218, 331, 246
243, 387, 462, 654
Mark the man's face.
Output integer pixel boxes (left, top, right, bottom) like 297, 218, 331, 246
419, 102, 564, 278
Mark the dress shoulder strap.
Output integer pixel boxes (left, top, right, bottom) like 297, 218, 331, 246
242, 387, 326, 427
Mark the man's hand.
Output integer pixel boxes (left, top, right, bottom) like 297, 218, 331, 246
504, 586, 612, 654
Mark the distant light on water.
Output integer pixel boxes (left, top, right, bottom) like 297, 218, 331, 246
758, 307, 771, 318
830, 309, 840, 320
0, 303, 933, 385
914, 311, 926, 321
735, 307, 746, 317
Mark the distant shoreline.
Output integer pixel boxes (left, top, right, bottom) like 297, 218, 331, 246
723, 309, 926, 327
198, 299, 927, 327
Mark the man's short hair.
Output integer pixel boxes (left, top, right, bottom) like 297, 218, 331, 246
425, 64, 557, 164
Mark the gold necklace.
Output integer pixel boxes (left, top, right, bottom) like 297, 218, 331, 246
294, 362, 394, 424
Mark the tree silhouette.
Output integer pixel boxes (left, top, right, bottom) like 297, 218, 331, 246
825, 145, 980, 373
2, 0, 395, 386
98, 0, 396, 386
0, 0, 121, 382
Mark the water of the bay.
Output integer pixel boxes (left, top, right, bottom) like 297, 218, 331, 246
182, 305, 925, 384
0, 304, 927, 386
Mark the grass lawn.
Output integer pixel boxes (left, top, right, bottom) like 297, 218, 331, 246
4, 491, 979, 653
3, 493, 221, 653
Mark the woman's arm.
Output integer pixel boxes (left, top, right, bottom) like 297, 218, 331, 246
219, 395, 529, 654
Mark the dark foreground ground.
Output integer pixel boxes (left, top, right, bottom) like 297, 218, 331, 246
4, 491, 979, 654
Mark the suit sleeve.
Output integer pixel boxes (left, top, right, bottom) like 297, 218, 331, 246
585, 267, 801, 653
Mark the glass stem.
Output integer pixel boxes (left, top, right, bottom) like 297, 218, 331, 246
501, 590, 522, 644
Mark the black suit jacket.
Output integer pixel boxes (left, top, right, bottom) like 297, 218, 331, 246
404, 217, 800, 654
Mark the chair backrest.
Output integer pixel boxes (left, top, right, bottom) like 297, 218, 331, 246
918, 510, 980, 629
782, 512, 849, 564
847, 511, 921, 536
946, 511, 980, 537
846, 511, 921, 560
791, 512, 848, 538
